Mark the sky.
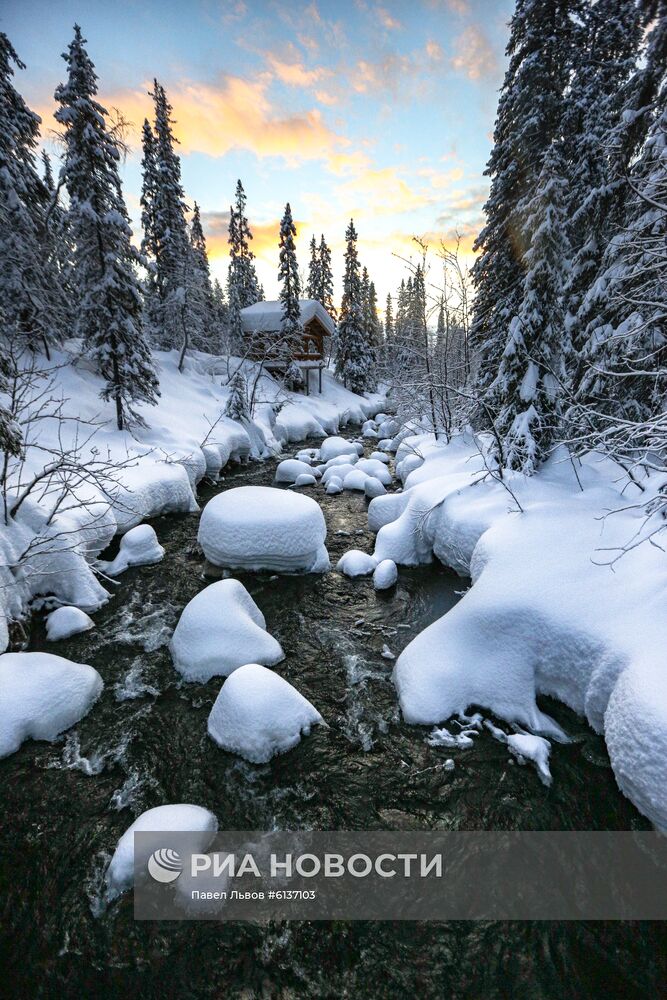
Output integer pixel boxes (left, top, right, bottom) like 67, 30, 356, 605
1, 0, 514, 309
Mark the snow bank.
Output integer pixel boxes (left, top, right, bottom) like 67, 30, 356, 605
46, 606, 95, 641
171, 579, 284, 682
105, 803, 218, 898
378, 433, 667, 828
207, 663, 323, 763
0, 652, 103, 757
199, 486, 329, 573
97, 524, 165, 577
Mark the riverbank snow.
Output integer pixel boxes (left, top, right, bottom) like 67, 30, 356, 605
207, 663, 323, 763
374, 432, 667, 828
0, 345, 383, 651
105, 803, 218, 899
171, 579, 284, 682
0, 652, 103, 757
198, 486, 329, 573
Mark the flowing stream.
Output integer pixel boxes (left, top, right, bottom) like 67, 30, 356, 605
0, 433, 662, 998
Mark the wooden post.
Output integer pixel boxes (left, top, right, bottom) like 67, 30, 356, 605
319, 365, 323, 393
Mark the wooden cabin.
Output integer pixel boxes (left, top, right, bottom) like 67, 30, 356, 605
240, 299, 335, 394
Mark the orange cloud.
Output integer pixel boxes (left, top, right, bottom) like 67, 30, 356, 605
38, 75, 364, 173
376, 6, 401, 30
425, 39, 444, 61
336, 166, 436, 217
202, 211, 306, 265
265, 54, 329, 88
451, 26, 498, 80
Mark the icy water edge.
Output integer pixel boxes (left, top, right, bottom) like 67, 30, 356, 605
0, 434, 664, 999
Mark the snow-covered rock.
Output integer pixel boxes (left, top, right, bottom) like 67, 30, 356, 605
46, 606, 95, 642
0, 652, 103, 757
171, 579, 283, 682
378, 438, 394, 452
326, 478, 344, 496
507, 734, 552, 786
362, 427, 378, 440
207, 663, 323, 763
98, 524, 165, 577
342, 469, 369, 492
357, 459, 392, 485
370, 451, 390, 464
378, 418, 400, 438
275, 458, 317, 484
295, 448, 320, 464
112, 462, 199, 534
322, 463, 356, 486
320, 436, 357, 463
294, 473, 317, 487
105, 803, 218, 898
337, 550, 378, 577
198, 486, 329, 573
373, 559, 398, 590
322, 453, 359, 470
365, 478, 387, 499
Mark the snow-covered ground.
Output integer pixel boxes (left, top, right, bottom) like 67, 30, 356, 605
0, 345, 384, 650
368, 430, 667, 830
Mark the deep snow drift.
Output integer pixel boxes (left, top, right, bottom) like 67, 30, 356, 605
0, 652, 103, 757
170, 579, 284, 682
207, 663, 323, 763
198, 485, 329, 573
370, 431, 667, 829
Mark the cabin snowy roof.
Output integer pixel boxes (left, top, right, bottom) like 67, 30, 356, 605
240, 300, 335, 337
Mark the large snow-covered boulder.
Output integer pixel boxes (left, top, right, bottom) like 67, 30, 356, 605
46, 606, 95, 642
198, 486, 329, 573
275, 459, 318, 484
105, 803, 218, 899
323, 453, 358, 470
207, 663, 323, 763
0, 652, 103, 757
98, 524, 165, 577
342, 469, 369, 492
322, 463, 356, 486
171, 579, 283, 682
320, 436, 357, 463
337, 550, 378, 577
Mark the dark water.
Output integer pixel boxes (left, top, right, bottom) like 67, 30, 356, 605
0, 436, 664, 998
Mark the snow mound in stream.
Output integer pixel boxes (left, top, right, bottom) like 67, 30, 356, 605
0, 652, 103, 757
207, 663, 323, 763
337, 550, 377, 577
275, 458, 319, 484
171, 579, 284, 682
98, 524, 165, 577
46, 606, 95, 641
105, 803, 218, 898
198, 486, 329, 573
320, 436, 357, 463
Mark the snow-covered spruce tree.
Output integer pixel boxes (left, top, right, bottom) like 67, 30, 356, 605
576, 100, 667, 428
188, 202, 216, 351
336, 219, 371, 392
563, 0, 644, 354
0, 33, 61, 355
384, 293, 394, 347
150, 79, 192, 361
435, 299, 446, 356
40, 149, 74, 344
572, 3, 667, 368
226, 180, 262, 349
55, 25, 159, 430
211, 278, 229, 349
139, 116, 161, 340
278, 202, 302, 370
318, 234, 336, 320
306, 235, 320, 300
361, 267, 379, 386
471, 0, 578, 403
224, 368, 249, 421
490, 141, 571, 474
0, 307, 22, 458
